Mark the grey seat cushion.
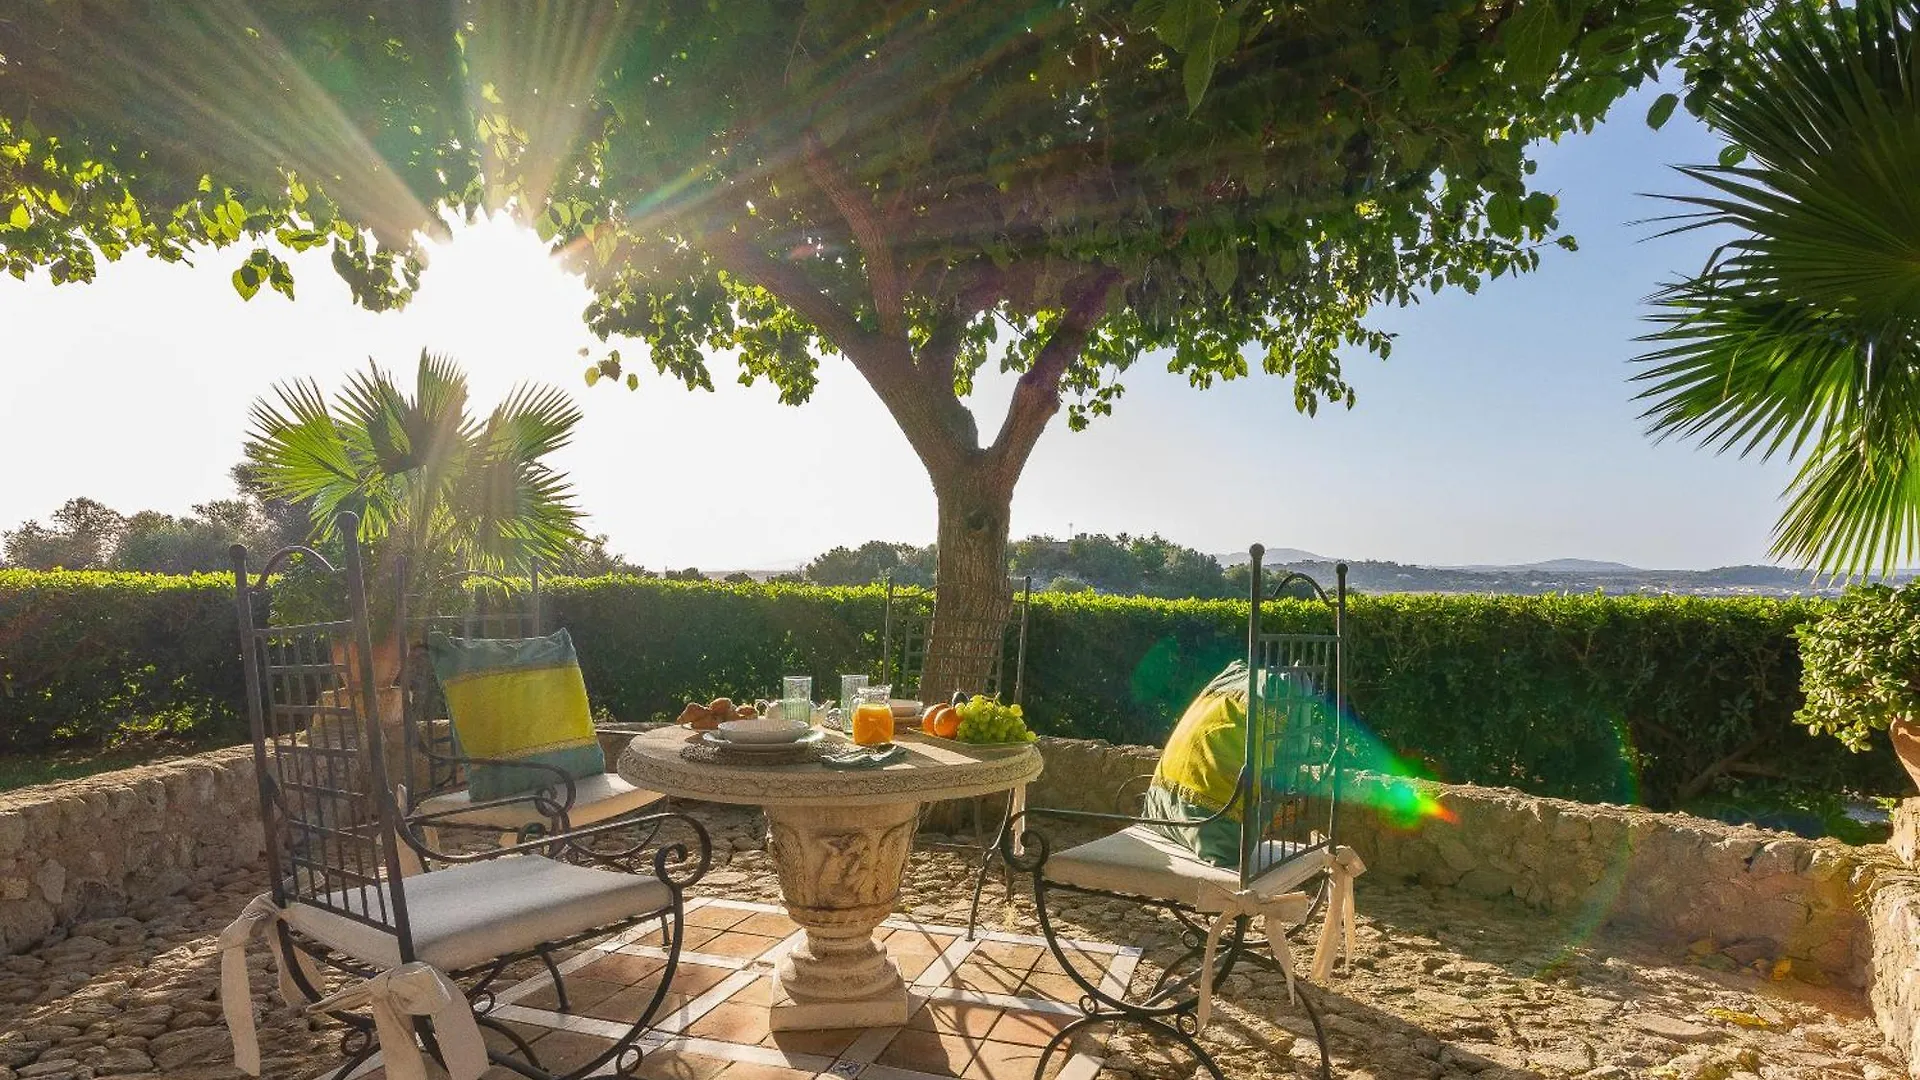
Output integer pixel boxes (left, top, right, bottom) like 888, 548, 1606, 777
1045, 824, 1320, 908
286, 854, 671, 971
415, 772, 663, 831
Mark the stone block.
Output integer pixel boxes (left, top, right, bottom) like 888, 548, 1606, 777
1892, 798, 1920, 867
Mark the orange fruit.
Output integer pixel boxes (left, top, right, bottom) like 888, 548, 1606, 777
921, 703, 952, 736
932, 707, 962, 739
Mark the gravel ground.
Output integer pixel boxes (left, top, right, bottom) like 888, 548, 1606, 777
0, 805, 1902, 1080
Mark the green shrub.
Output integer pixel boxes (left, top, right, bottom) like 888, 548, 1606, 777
1795, 582, 1920, 752
0, 570, 242, 753
0, 570, 1902, 807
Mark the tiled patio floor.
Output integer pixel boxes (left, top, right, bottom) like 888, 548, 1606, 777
333, 896, 1135, 1080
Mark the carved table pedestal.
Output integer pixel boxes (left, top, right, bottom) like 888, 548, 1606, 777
619, 726, 1043, 1030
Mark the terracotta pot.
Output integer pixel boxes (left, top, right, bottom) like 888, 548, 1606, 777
1890, 717, 1920, 791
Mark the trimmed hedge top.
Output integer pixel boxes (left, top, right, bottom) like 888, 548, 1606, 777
0, 570, 1902, 806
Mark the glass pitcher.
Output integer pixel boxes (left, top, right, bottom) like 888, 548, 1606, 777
851, 684, 895, 747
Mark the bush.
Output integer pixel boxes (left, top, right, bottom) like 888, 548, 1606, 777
1795, 583, 1920, 752
0, 571, 1902, 808
0, 570, 242, 753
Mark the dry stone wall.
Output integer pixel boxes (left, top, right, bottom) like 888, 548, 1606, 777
0, 746, 263, 954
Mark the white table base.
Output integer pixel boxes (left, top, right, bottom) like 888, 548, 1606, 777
764, 801, 920, 1030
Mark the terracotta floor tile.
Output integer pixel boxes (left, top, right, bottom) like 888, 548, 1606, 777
886, 928, 958, 956
686, 1001, 772, 1044
730, 910, 798, 937
964, 1038, 1048, 1080
987, 1009, 1075, 1047
713, 1061, 819, 1080
634, 1048, 733, 1080
667, 962, 735, 997
577, 951, 668, 985
894, 950, 940, 981
526, 1030, 616, 1074
679, 925, 727, 950
726, 976, 775, 1006
1019, 972, 1091, 1003
583, 984, 691, 1022
970, 941, 1044, 972
760, 1025, 862, 1057
698, 931, 781, 960
906, 1000, 1005, 1038
513, 975, 626, 1013
687, 904, 753, 931
876, 1028, 981, 1077
1028, 945, 1102, 977
949, 961, 1026, 995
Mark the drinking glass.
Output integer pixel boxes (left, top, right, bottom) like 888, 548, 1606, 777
837, 674, 870, 732
782, 675, 813, 724
852, 684, 895, 747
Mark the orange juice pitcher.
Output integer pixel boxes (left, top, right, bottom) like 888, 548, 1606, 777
851, 684, 895, 746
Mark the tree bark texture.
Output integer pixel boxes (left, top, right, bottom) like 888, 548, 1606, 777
919, 472, 1014, 705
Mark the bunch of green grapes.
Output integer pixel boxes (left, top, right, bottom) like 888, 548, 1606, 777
953, 695, 1037, 744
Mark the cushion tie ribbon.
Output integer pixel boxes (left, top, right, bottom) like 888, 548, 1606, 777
217, 892, 323, 1076
1192, 881, 1310, 1031
1310, 846, 1367, 981
307, 962, 489, 1080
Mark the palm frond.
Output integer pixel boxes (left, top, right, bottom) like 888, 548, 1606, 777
1634, 0, 1920, 574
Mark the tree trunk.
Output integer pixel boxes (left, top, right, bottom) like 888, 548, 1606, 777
920, 472, 1014, 704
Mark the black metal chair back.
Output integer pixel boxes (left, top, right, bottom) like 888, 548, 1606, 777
230, 513, 418, 959
1241, 546, 1347, 890
882, 575, 1031, 703
396, 561, 544, 800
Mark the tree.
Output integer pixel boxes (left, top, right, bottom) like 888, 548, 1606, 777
244, 350, 585, 736
1636, 0, 1920, 575
552, 533, 649, 577
2, 497, 124, 569
0, 2, 1759, 698
806, 541, 936, 587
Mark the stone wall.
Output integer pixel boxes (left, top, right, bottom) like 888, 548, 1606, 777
1031, 738, 1889, 988
0, 746, 264, 954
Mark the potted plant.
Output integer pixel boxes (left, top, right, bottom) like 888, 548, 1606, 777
245, 351, 586, 768
1796, 582, 1920, 789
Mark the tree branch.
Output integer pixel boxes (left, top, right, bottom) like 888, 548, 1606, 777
803, 131, 905, 341
914, 261, 1015, 389
701, 231, 886, 366
986, 268, 1122, 487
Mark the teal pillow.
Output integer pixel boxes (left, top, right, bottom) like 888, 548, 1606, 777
427, 629, 605, 801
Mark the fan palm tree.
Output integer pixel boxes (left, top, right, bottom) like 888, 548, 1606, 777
245, 352, 585, 707
1635, 0, 1920, 574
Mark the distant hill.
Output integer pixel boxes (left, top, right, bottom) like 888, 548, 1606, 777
1452, 558, 1642, 573
1216, 547, 1327, 567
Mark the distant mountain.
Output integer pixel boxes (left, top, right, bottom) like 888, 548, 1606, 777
1460, 558, 1642, 573
1217, 547, 1328, 567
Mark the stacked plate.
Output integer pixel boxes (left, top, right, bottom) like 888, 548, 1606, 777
702, 717, 825, 754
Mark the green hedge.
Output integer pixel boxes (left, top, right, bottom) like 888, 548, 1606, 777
0, 570, 243, 753
0, 571, 1903, 807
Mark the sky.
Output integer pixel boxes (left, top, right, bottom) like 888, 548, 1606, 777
0, 82, 1793, 573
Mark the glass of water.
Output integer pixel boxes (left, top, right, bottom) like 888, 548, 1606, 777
781, 675, 813, 724
837, 674, 870, 731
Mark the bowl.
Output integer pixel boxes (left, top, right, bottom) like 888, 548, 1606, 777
717, 717, 812, 744
889, 699, 924, 719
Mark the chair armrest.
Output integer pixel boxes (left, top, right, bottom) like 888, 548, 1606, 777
1000, 774, 1247, 874
406, 755, 581, 821
397, 808, 714, 889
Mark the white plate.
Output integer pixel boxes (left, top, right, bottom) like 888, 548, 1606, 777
718, 717, 812, 744
702, 729, 827, 753
889, 699, 924, 718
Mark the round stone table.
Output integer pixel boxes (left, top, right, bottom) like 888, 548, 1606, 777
618, 727, 1042, 1031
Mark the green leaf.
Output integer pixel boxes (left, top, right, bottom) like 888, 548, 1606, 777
1646, 92, 1679, 130
1184, 40, 1217, 114
1485, 193, 1522, 239
1718, 144, 1748, 168
625, 373, 639, 390
232, 262, 261, 300
584, 366, 602, 387
1499, 2, 1573, 86
7, 204, 27, 229
43, 190, 69, 216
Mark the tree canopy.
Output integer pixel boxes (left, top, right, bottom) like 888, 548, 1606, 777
0, 0, 1764, 691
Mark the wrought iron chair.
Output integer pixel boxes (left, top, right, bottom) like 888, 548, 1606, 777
884, 576, 1033, 936
396, 560, 664, 858
999, 546, 1359, 1080
223, 516, 710, 1080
